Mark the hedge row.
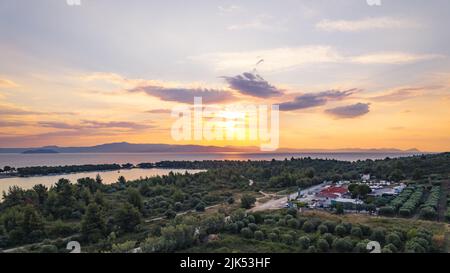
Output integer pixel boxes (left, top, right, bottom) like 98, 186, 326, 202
399, 187, 423, 217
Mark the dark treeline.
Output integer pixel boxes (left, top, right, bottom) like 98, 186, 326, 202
15, 164, 125, 176
150, 153, 450, 188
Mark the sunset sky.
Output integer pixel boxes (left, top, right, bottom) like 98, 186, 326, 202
0, 0, 449, 151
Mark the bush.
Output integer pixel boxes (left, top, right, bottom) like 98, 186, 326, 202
317, 224, 328, 234
240, 227, 253, 239
379, 206, 395, 216
353, 241, 369, 253
286, 207, 298, 217
419, 207, 437, 220
48, 220, 79, 237
298, 236, 311, 249
165, 209, 176, 219
333, 238, 353, 253
382, 243, 398, 253
335, 224, 347, 237
386, 233, 402, 249
307, 246, 317, 253
287, 219, 299, 229
111, 241, 137, 253
316, 238, 329, 252
281, 234, 294, 245
254, 230, 264, 241
240, 194, 256, 209
302, 221, 315, 233
268, 232, 278, 242
370, 228, 386, 244
350, 227, 363, 238
40, 244, 58, 253
323, 233, 335, 246
195, 202, 206, 212
322, 221, 337, 233
248, 223, 258, 231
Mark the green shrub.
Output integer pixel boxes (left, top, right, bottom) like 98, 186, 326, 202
298, 236, 311, 249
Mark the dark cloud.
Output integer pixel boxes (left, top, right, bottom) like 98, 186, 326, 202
223, 72, 283, 98
325, 103, 370, 119
129, 85, 235, 104
279, 89, 357, 111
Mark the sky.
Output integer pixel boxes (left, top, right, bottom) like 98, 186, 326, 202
0, 0, 449, 151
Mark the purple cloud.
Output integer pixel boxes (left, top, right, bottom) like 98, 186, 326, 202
223, 72, 283, 98
325, 103, 370, 119
279, 89, 357, 111
129, 85, 235, 104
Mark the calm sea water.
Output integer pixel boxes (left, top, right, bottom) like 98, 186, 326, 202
0, 168, 204, 195
0, 152, 421, 169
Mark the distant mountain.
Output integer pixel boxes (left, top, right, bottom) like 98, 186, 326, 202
0, 142, 260, 154
0, 142, 423, 154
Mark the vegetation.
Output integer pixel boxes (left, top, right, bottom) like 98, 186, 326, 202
0, 153, 448, 252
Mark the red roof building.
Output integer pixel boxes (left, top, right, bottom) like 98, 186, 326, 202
317, 186, 348, 199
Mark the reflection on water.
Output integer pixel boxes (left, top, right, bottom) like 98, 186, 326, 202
0, 168, 204, 195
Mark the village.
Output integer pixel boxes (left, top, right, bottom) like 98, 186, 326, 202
284, 174, 407, 214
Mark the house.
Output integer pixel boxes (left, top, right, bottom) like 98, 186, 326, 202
361, 174, 371, 182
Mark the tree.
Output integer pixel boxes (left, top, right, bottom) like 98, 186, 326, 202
350, 227, 363, 238
302, 221, 315, 233
316, 238, 329, 252
333, 238, 353, 253
240, 227, 253, 239
165, 209, 176, 219
127, 188, 143, 211
240, 194, 256, 209
81, 203, 106, 243
195, 202, 206, 212
32, 184, 48, 206
370, 227, 386, 244
298, 236, 311, 249
335, 224, 347, 237
254, 230, 264, 240
114, 203, 142, 233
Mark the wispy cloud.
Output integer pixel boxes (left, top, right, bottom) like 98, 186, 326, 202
218, 5, 241, 14
325, 103, 370, 119
223, 72, 283, 98
316, 17, 420, 32
191, 46, 442, 72
227, 14, 287, 31
191, 46, 342, 72
370, 86, 442, 102
0, 78, 19, 88
279, 89, 358, 111
351, 52, 443, 64
0, 120, 29, 127
0, 105, 76, 117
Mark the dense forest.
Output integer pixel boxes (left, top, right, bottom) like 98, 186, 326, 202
0, 153, 448, 252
